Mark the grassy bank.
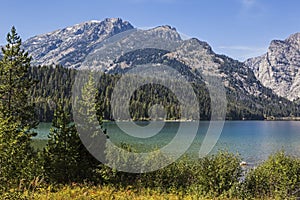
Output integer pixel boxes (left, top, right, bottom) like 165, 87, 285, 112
12, 185, 218, 200
12, 185, 275, 200
2, 151, 300, 199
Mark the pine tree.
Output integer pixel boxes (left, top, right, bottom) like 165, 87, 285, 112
0, 27, 39, 191
0, 117, 37, 189
43, 102, 101, 184
73, 71, 108, 163
0, 26, 38, 130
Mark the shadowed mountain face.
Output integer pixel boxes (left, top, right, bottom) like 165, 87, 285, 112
20, 18, 299, 119
245, 33, 300, 101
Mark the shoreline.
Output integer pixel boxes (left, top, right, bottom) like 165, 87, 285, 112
265, 116, 300, 121
102, 118, 300, 122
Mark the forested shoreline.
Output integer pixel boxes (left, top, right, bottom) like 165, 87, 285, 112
28, 65, 299, 123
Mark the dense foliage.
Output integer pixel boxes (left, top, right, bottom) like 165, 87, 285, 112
243, 151, 300, 199
28, 65, 299, 122
3, 149, 300, 199
29, 65, 75, 122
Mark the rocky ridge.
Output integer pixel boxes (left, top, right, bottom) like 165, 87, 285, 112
22, 18, 134, 68
245, 33, 300, 101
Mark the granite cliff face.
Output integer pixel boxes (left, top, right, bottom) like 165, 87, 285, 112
245, 33, 300, 101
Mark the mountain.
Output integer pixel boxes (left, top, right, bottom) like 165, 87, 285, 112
22, 18, 134, 68
97, 29, 296, 119
245, 33, 300, 101
19, 18, 299, 119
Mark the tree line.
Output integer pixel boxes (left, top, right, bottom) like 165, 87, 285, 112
28, 66, 299, 122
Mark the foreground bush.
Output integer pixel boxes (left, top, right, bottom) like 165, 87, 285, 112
2, 150, 300, 199
244, 151, 300, 199
101, 149, 242, 198
192, 151, 242, 198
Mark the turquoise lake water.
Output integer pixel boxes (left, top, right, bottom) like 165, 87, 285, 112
34, 121, 300, 165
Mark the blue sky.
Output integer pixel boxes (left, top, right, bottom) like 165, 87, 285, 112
1, 0, 300, 61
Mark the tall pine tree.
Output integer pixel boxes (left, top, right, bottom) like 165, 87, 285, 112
73, 71, 108, 163
43, 101, 101, 184
0, 26, 37, 129
0, 27, 39, 191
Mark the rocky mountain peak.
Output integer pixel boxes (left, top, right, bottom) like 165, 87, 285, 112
147, 25, 182, 42
269, 39, 287, 50
187, 38, 213, 53
285, 32, 300, 49
22, 18, 134, 68
245, 32, 300, 101
155, 25, 177, 31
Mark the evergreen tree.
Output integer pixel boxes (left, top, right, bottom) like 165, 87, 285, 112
0, 27, 39, 191
74, 72, 108, 163
0, 117, 39, 191
0, 26, 38, 129
43, 102, 101, 184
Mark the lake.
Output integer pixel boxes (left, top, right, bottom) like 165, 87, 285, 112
34, 121, 300, 165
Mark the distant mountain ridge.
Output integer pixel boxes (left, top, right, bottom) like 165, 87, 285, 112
22, 18, 134, 68
17, 18, 300, 118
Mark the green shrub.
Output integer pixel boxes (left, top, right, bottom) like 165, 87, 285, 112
141, 156, 197, 193
195, 151, 242, 198
101, 147, 242, 197
244, 151, 300, 199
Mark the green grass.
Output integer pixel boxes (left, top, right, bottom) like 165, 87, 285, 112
9, 184, 279, 200
10, 184, 242, 200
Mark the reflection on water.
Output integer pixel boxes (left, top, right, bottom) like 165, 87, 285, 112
34, 121, 300, 164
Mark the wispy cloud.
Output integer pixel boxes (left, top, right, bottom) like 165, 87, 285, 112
238, 0, 265, 18
242, 0, 256, 8
216, 45, 267, 61
218, 45, 265, 51
126, 0, 177, 3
